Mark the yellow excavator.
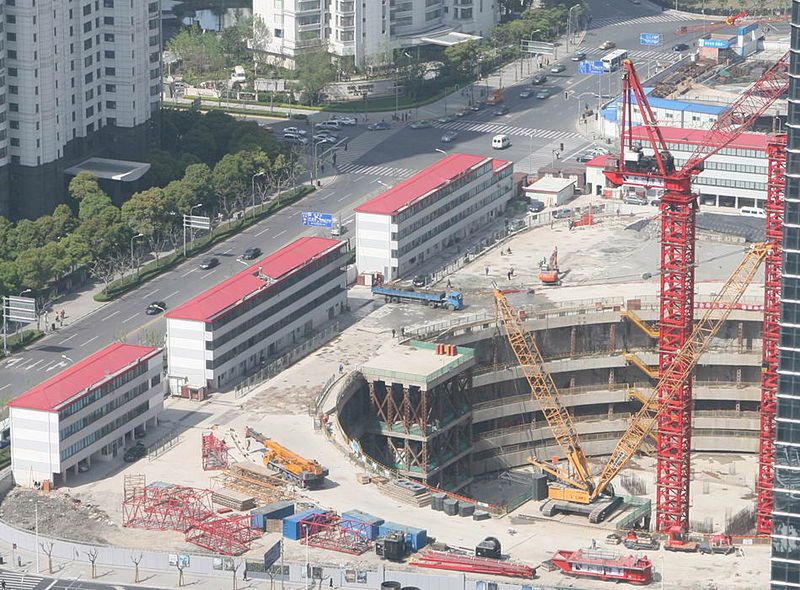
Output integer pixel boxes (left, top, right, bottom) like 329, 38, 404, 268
493, 243, 769, 521
245, 427, 329, 488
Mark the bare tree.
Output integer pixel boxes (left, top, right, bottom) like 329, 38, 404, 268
40, 541, 54, 574
86, 548, 98, 579
138, 328, 165, 348
130, 552, 143, 583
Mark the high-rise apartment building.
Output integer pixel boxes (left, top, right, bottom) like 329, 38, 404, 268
0, 0, 161, 220
253, 0, 497, 69
0, 2, 9, 214
772, 0, 800, 586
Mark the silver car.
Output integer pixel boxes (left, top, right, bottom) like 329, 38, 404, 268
441, 131, 458, 143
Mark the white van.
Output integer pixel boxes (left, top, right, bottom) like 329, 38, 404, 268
739, 206, 766, 218
492, 134, 511, 149
230, 65, 246, 84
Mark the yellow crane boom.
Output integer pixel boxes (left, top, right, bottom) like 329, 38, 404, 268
495, 289, 594, 493
592, 242, 769, 499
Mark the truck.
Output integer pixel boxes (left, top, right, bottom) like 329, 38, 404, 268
664, 526, 699, 552
699, 534, 735, 555
622, 530, 660, 551
485, 89, 504, 105
372, 285, 464, 311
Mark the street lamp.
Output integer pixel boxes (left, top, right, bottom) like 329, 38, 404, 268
567, 5, 581, 50
61, 354, 74, 363
131, 233, 144, 277
19, 289, 31, 297
251, 171, 266, 216
375, 179, 391, 190
435, 148, 447, 156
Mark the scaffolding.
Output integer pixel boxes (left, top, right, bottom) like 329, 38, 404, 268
185, 515, 262, 555
299, 514, 372, 555
202, 432, 230, 471
122, 478, 215, 532
212, 462, 291, 504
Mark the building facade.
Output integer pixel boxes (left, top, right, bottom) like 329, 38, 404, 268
165, 237, 347, 394
355, 153, 514, 281
0, 0, 161, 219
601, 94, 725, 139
253, 0, 496, 69
8, 343, 163, 487
772, 0, 800, 585
587, 127, 770, 211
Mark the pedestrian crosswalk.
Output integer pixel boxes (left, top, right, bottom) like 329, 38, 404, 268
337, 163, 417, 178
590, 10, 706, 29
435, 119, 582, 141
0, 572, 45, 589
574, 46, 677, 62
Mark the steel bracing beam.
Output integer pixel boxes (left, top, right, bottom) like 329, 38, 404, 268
757, 134, 786, 535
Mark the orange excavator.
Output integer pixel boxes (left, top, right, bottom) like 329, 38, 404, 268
538, 247, 561, 286
245, 427, 329, 488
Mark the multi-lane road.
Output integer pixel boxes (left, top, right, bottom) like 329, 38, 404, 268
0, 0, 722, 397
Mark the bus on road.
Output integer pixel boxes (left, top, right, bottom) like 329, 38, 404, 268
601, 49, 629, 72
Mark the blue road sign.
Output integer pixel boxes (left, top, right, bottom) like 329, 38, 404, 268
640, 33, 662, 46
301, 212, 334, 228
578, 60, 605, 75
264, 541, 282, 569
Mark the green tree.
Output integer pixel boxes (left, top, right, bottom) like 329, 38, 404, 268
12, 219, 46, 252
122, 187, 177, 262
79, 191, 114, 221
444, 39, 481, 80
0, 260, 21, 297
69, 172, 106, 203
15, 247, 57, 291
0, 217, 14, 261
167, 25, 225, 79
144, 149, 185, 187
251, 15, 272, 78
182, 125, 218, 165
212, 150, 270, 220
294, 42, 336, 105
181, 163, 216, 212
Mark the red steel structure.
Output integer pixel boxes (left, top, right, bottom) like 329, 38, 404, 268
604, 54, 789, 532
201, 432, 229, 471
299, 513, 373, 555
757, 133, 787, 535
122, 482, 215, 532
185, 515, 262, 555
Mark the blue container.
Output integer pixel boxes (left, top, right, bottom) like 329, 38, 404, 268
341, 510, 384, 526
251, 513, 265, 531
254, 501, 295, 520
340, 519, 379, 540
282, 509, 325, 540
378, 521, 428, 552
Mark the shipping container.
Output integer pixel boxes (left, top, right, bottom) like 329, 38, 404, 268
254, 501, 295, 519
282, 509, 326, 540
378, 521, 428, 552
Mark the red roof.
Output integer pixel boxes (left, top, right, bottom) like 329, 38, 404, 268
355, 153, 491, 216
165, 237, 342, 322
8, 343, 159, 412
628, 125, 770, 151
492, 158, 511, 171
586, 154, 610, 168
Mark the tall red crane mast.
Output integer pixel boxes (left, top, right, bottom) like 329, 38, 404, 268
604, 54, 789, 532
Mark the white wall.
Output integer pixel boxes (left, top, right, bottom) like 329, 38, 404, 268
10, 408, 60, 487
166, 317, 208, 391
355, 212, 394, 278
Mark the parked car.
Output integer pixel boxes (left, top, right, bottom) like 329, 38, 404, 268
316, 120, 342, 130
441, 131, 459, 143
410, 119, 433, 129
536, 88, 553, 99
412, 275, 426, 287
552, 209, 572, 219
331, 115, 357, 125
456, 108, 471, 117
672, 43, 690, 52
242, 247, 262, 260
528, 199, 546, 213
145, 301, 167, 315
367, 121, 391, 131
258, 123, 274, 133
283, 127, 307, 136
290, 113, 309, 120
571, 51, 587, 61
624, 193, 649, 205
599, 40, 616, 50
437, 114, 457, 124
576, 153, 594, 163
519, 88, 534, 98
283, 133, 308, 145
124, 442, 147, 463
550, 64, 566, 73
469, 102, 485, 111
316, 130, 340, 141
199, 257, 219, 270
650, 197, 662, 207
531, 73, 547, 85
492, 105, 510, 116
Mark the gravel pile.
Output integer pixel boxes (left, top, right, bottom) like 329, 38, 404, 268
0, 487, 117, 544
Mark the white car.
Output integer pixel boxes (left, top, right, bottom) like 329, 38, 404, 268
283, 127, 307, 136
316, 120, 342, 130
331, 115, 357, 125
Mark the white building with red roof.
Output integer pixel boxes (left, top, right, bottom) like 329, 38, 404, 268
587, 126, 769, 210
165, 237, 347, 394
354, 153, 514, 281
8, 343, 163, 487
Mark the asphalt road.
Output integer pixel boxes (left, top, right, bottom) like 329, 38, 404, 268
0, 1, 716, 398
0, 569, 164, 590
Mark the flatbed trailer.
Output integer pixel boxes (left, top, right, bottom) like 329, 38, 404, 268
372, 285, 464, 310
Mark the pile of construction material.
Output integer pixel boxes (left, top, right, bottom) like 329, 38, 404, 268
410, 547, 536, 579
211, 487, 256, 511
431, 493, 490, 520
213, 462, 292, 504
376, 478, 431, 507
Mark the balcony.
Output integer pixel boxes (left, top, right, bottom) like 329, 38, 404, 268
297, 1, 321, 13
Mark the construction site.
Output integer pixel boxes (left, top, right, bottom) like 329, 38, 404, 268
0, 27, 793, 590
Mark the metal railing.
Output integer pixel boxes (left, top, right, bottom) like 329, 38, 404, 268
147, 432, 183, 461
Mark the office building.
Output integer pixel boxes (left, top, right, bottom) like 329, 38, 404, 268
8, 343, 164, 487
0, 1, 8, 213
355, 153, 514, 281
772, 0, 800, 586
601, 93, 725, 139
165, 237, 347, 394
253, 0, 496, 69
1, 0, 162, 219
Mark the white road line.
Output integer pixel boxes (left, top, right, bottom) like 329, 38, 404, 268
275, 229, 287, 238
201, 269, 218, 279
101, 310, 120, 321
222, 248, 233, 254
180, 268, 197, 278
81, 336, 99, 347
0, 384, 10, 391
122, 313, 138, 323
143, 288, 160, 298
163, 290, 180, 300
39, 360, 58, 372
46, 361, 67, 372
59, 333, 77, 344
25, 359, 44, 371
255, 226, 271, 237
338, 192, 353, 202
319, 192, 332, 200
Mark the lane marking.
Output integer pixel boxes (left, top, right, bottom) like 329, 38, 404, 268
39, 360, 59, 372
25, 359, 44, 371
180, 268, 197, 278
163, 290, 180, 300
201, 269, 218, 279
59, 334, 77, 344
143, 288, 160, 298
255, 226, 271, 237
81, 336, 99, 347
222, 248, 233, 254
101, 310, 120, 321
122, 313, 139, 324
0, 384, 10, 391
275, 229, 287, 239
47, 361, 68, 372
337, 192, 353, 203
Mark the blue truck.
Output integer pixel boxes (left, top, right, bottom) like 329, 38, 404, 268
371, 285, 464, 310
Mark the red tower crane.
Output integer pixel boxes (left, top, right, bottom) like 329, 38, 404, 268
604, 54, 789, 532
757, 133, 786, 535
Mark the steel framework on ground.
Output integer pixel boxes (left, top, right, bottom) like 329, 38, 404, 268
202, 432, 230, 471
299, 514, 372, 555
185, 515, 262, 555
